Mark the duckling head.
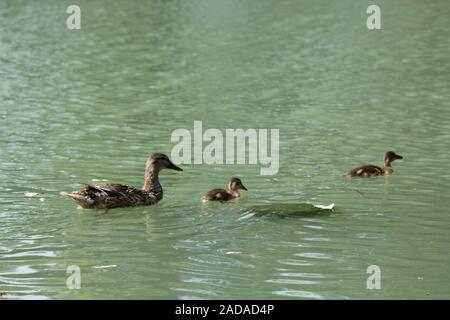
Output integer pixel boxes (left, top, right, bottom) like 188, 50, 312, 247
229, 177, 247, 191
147, 153, 183, 172
384, 151, 403, 165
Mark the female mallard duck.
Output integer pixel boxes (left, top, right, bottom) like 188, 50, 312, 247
201, 177, 247, 202
61, 153, 182, 209
345, 151, 403, 177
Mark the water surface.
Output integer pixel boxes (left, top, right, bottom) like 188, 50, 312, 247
1, 0, 450, 299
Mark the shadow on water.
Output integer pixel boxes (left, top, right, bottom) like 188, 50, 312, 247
239, 203, 336, 220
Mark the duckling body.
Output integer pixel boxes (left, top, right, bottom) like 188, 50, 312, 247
202, 188, 238, 202
346, 165, 385, 177
345, 151, 403, 177
202, 178, 247, 202
61, 153, 182, 209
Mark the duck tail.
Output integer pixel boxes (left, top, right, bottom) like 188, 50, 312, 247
60, 191, 94, 207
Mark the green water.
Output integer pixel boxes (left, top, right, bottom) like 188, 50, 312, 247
1, 0, 450, 299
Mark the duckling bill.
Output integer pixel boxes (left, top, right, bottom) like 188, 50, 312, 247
61, 153, 182, 209
202, 177, 247, 202
345, 151, 403, 177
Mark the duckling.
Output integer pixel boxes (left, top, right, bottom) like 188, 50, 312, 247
61, 153, 182, 209
201, 177, 248, 202
345, 151, 403, 177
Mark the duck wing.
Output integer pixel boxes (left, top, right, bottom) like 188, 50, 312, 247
346, 165, 384, 177
82, 183, 133, 197
79, 183, 149, 208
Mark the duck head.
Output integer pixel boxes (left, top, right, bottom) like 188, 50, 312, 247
229, 177, 247, 191
384, 151, 403, 166
147, 153, 183, 172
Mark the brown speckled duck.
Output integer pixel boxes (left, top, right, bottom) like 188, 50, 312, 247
61, 153, 182, 209
345, 151, 403, 177
201, 177, 247, 202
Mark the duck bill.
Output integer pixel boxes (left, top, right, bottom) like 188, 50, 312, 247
395, 154, 403, 160
241, 185, 248, 191
167, 161, 183, 171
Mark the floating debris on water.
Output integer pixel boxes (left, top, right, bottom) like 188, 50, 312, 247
24, 192, 47, 202
314, 203, 335, 210
92, 265, 117, 269
24, 192, 40, 197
